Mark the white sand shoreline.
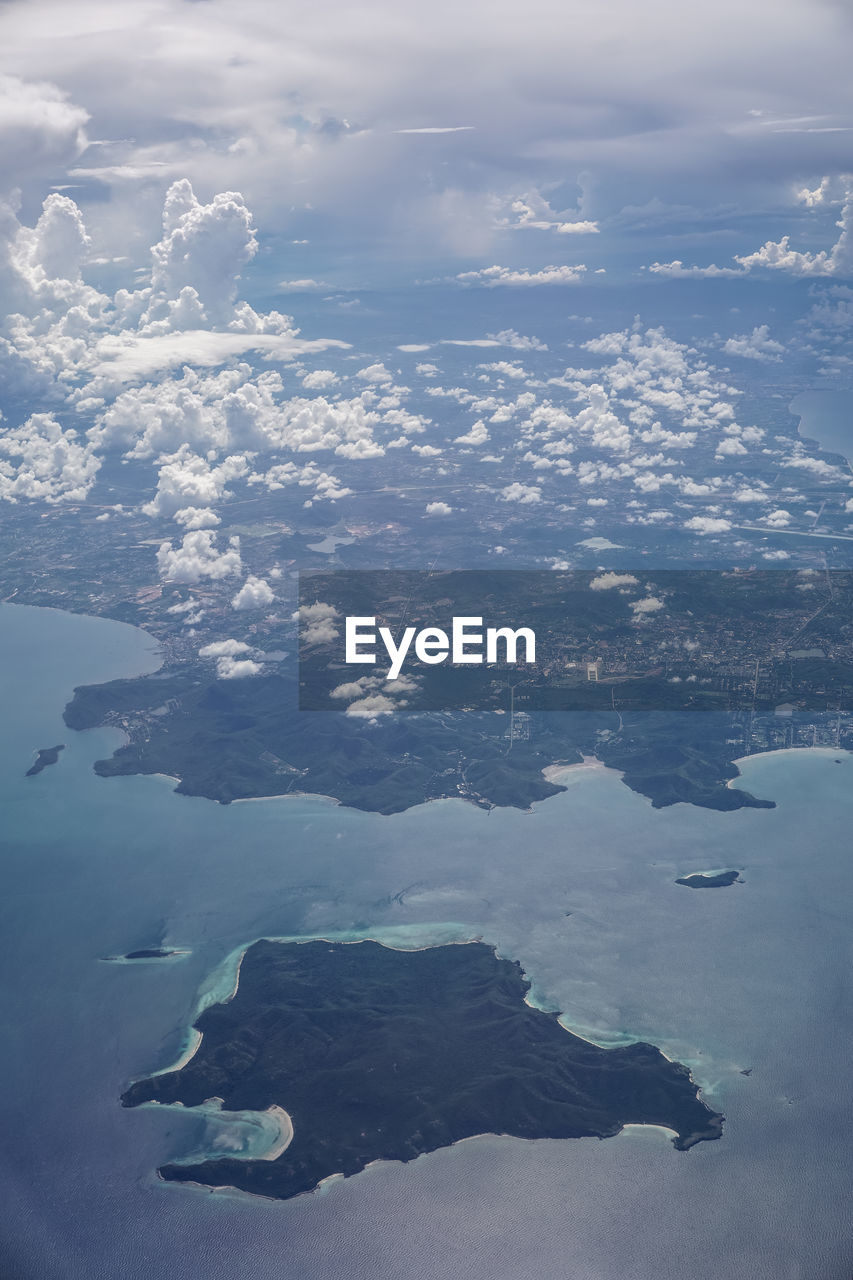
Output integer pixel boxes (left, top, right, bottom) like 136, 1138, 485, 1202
150, 1027, 203, 1077
261, 1105, 294, 1160
542, 754, 609, 783
618, 1123, 679, 1140
731, 745, 846, 767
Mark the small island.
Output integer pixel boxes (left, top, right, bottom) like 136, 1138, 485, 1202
101, 948, 189, 962
122, 939, 723, 1201
25, 744, 65, 777
675, 871, 742, 889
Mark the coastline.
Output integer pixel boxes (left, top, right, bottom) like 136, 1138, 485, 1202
261, 1105, 294, 1160
618, 1123, 679, 1141
731, 746, 847, 768
729, 747, 849, 792
542, 755, 610, 784
231, 791, 341, 807
150, 1027, 203, 1078
164, 926, 716, 1110
142, 1099, 293, 1164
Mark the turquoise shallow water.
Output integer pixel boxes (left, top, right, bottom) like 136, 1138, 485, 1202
1, 602, 853, 1279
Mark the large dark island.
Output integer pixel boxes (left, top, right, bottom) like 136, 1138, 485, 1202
122, 939, 723, 1201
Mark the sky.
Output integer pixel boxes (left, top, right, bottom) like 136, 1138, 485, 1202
1, 0, 853, 275
1, 0, 853, 616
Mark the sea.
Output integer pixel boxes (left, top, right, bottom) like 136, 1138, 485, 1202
1, 601, 852, 1280
791, 388, 853, 465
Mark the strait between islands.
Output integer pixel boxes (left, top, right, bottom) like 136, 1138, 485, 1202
122, 939, 723, 1201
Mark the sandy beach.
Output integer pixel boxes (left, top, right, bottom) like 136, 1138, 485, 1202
260, 1106, 294, 1160
542, 755, 611, 784
147, 1028, 202, 1078
728, 745, 849, 789
618, 1123, 679, 1141
731, 746, 846, 768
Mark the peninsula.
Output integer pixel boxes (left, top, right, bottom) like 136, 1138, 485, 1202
122, 939, 723, 1200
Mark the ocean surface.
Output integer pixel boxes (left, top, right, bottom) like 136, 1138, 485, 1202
1, 602, 852, 1280
791, 388, 853, 466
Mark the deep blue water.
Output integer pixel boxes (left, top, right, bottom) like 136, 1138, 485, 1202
1, 602, 853, 1280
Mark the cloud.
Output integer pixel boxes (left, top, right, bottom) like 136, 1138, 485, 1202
394, 126, 475, 135
142, 448, 249, 517
684, 516, 732, 534
331, 680, 370, 700
0, 75, 89, 193
92, 362, 391, 462
231, 575, 276, 610
216, 655, 263, 678
256, 460, 352, 502
490, 329, 547, 350
198, 639, 253, 658
356, 362, 393, 383
141, 179, 258, 329
590, 572, 639, 590
417, 330, 547, 350
156, 531, 242, 582
0, 180, 349, 415
782, 451, 845, 478
501, 191, 599, 235
647, 260, 744, 278
302, 369, 339, 389
198, 637, 263, 676
299, 601, 340, 644
723, 325, 785, 362
0, 412, 100, 503
425, 500, 452, 515
478, 360, 527, 379
453, 264, 587, 287
6, 0, 853, 271
715, 437, 748, 457
797, 177, 831, 208
345, 694, 398, 718
501, 481, 542, 504
454, 419, 490, 446
278, 278, 333, 291
90, 330, 345, 383
556, 221, 599, 235
173, 506, 220, 529
631, 595, 665, 614
734, 487, 770, 503
651, 186, 853, 281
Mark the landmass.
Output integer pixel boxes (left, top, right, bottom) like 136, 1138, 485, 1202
25, 744, 64, 777
64, 669, 781, 814
298, 569, 853, 715
102, 948, 189, 962
62, 566, 853, 816
122, 939, 723, 1201
125, 948, 178, 959
675, 871, 742, 889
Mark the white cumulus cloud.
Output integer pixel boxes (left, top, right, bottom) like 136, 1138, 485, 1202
157, 531, 242, 582
232, 575, 276, 610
